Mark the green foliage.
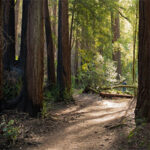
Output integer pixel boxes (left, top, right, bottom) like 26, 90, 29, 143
42, 86, 74, 117
0, 117, 19, 144
2, 71, 22, 101
77, 51, 118, 89
44, 86, 61, 102
128, 130, 135, 139
70, 0, 138, 90
62, 89, 73, 103
15, 56, 19, 61
42, 89, 58, 118
41, 100, 51, 118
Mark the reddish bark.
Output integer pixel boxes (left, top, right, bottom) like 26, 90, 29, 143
17, 0, 44, 116
0, 0, 3, 101
57, 0, 71, 99
26, 0, 44, 115
135, 0, 150, 122
44, 0, 56, 88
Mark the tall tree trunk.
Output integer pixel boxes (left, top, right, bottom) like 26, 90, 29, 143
52, 0, 57, 58
44, 0, 56, 88
135, 0, 150, 122
69, 0, 76, 49
111, 11, 121, 79
18, 0, 44, 116
57, 0, 71, 100
0, 0, 3, 106
19, 0, 28, 69
15, 0, 20, 54
132, 4, 138, 96
3, 0, 15, 70
74, 37, 79, 85
132, 3, 138, 85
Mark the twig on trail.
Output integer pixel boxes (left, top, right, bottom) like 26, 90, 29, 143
119, 97, 136, 123
105, 123, 127, 130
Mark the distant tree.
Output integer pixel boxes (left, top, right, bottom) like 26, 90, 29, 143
52, 0, 57, 57
19, 0, 29, 68
44, 0, 56, 88
18, 0, 44, 116
135, 0, 150, 122
111, 11, 121, 79
2, 0, 15, 70
74, 29, 79, 85
57, 0, 72, 100
15, 0, 21, 53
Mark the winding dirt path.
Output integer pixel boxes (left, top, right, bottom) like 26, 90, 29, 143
27, 94, 135, 150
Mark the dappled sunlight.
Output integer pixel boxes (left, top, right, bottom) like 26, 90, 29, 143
102, 100, 128, 108
33, 95, 134, 150
86, 110, 125, 124
0, 0, 141, 148
64, 110, 126, 134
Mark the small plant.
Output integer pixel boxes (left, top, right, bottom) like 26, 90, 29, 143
42, 89, 56, 118
0, 117, 19, 144
62, 89, 74, 103
3, 70, 22, 101
44, 90, 53, 101
41, 100, 50, 118
128, 130, 135, 139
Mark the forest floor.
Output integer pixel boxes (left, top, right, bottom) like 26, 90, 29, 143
1, 93, 150, 150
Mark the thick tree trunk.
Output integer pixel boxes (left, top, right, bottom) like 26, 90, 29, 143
57, 0, 71, 99
26, 0, 44, 115
0, 0, 3, 104
135, 0, 150, 122
17, 0, 44, 116
44, 0, 56, 88
111, 11, 121, 79
2, 0, 15, 70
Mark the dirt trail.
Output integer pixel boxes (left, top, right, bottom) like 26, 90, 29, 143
27, 94, 136, 150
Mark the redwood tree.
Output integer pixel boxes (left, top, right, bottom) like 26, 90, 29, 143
2, 0, 15, 70
18, 0, 44, 116
44, 0, 56, 88
111, 11, 121, 79
135, 0, 150, 122
0, 0, 3, 107
52, 0, 57, 57
57, 0, 71, 99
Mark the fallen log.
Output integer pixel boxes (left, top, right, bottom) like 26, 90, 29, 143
101, 85, 137, 90
83, 86, 133, 99
100, 92, 133, 99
